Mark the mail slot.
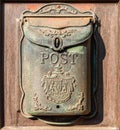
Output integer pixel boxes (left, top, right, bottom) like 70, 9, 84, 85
20, 3, 97, 125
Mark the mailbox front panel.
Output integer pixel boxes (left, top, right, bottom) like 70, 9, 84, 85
20, 3, 96, 124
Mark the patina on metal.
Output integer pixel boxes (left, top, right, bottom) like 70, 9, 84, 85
20, 3, 97, 125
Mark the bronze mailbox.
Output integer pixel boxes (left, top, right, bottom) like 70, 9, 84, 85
20, 3, 97, 125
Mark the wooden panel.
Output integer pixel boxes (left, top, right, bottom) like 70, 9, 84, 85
0, 1, 4, 129
2, 2, 120, 130
0, 1, 2, 128
3, 0, 120, 3
1, 126, 119, 130
4, 4, 118, 126
4, 4, 28, 126
117, 1, 120, 129
95, 3, 119, 126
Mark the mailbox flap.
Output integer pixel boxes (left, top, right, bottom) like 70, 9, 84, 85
21, 3, 95, 52
23, 22, 93, 51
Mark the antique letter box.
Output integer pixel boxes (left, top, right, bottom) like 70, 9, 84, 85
20, 3, 97, 125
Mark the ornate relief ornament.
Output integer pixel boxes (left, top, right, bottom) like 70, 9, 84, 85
41, 65, 77, 104
33, 93, 52, 111
22, 3, 95, 17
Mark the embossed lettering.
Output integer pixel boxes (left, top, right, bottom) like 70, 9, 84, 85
40, 52, 49, 64
61, 53, 68, 64
70, 54, 79, 65
40, 52, 78, 65
51, 53, 59, 64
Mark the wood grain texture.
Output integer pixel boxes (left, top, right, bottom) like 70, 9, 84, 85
0, 1, 4, 129
2, 0, 120, 3
117, 1, 120, 129
0, 0, 1, 128
2, 2, 120, 129
1, 126, 119, 130
95, 3, 119, 127
0, 1, 2, 128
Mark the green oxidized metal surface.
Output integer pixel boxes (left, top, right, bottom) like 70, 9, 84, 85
20, 3, 96, 125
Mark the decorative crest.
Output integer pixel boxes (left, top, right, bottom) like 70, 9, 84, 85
41, 65, 77, 104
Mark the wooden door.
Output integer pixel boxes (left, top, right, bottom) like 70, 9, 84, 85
0, 0, 120, 130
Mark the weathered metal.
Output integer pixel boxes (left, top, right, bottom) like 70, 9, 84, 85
20, 3, 97, 125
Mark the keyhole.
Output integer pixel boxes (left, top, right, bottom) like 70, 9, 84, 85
53, 37, 63, 51
54, 37, 60, 48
